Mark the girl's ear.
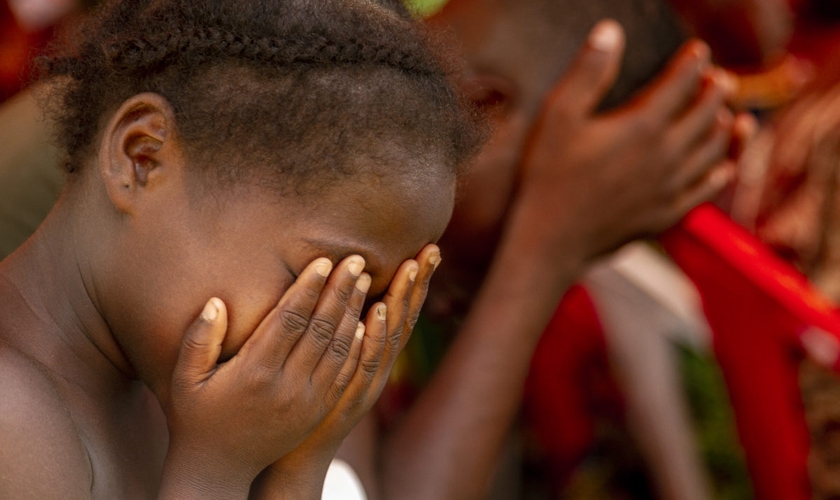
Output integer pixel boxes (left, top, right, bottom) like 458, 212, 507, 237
98, 92, 183, 214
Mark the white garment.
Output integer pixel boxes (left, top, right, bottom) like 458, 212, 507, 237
588, 241, 712, 351
582, 242, 713, 500
8, 0, 77, 31
322, 459, 368, 500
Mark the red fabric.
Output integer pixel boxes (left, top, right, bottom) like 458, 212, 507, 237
661, 204, 821, 500
666, 204, 840, 359
788, 0, 808, 12
785, 0, 840, 72
0, 2, 54, 104
526, 205, 827, 498
524, 285, 624, 488
789, 27, 840, 77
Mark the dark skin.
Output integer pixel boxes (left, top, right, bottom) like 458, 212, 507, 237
336, 6, 756, 499
0, 92, 454, 499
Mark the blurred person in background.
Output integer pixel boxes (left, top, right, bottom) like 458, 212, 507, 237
332, 1, 749, 499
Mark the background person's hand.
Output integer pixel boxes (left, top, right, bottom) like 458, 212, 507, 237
249, 245, 442, 500
667, 0, 794, 67
157, 255, 373, 499
513, 20, 739, 267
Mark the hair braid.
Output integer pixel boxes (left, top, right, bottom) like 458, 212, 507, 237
102, 25, 439, 77
38, 0, 484, 186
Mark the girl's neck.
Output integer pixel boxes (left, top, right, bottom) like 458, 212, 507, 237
0, 197, 137, 398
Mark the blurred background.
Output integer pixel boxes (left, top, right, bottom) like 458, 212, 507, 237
2, 1, 840, 499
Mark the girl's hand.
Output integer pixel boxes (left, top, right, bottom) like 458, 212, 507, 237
249, 244, 442, 500
158, 255, 373, 499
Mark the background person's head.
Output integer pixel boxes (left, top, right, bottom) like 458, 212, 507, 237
429, 0, 686, 268
37, 0, 482, 391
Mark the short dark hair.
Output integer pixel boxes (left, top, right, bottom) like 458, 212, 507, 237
500, 0, 686, 111
591, 0, 686, 110
39, 0, 484, 193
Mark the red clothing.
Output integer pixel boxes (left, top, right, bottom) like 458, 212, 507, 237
0, 2, 55, 103
662, 205, 821, 500
526, 205, 840, 499
524, 286, 625, 489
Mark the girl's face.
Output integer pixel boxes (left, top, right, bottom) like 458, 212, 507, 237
102, 167, 455, 392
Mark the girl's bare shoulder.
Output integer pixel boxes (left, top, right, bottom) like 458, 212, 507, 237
0, 344, 92, 499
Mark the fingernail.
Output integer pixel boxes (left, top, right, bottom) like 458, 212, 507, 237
429, 252, 442, 270
348, 256, 365, 277
408, 265, 419, 282
201, 298, 220, 322
355, 322, 366, 340
589, 20, 621, 51
376, 304, 387, 321
314, 259, 332, 277
690, 46, 711, 75
356, 273, 371, 293
692, 41, 711, 62
714, 70, 738, 95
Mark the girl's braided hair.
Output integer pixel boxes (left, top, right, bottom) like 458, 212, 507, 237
40, 0, 483, 191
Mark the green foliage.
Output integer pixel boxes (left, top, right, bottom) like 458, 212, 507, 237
676, 344, 754, 500
406, 0, 448, 16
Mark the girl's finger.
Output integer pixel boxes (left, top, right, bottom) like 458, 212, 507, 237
286, 255, 364, 373
379, 259, 418, 370
239, 257, 332, 371
311, 272, 370, 393
173, 297, 228, 387
323, 321, 365, 410
344, 303, 388, 407
314, 303, 387, 423
403, 245, 441, 348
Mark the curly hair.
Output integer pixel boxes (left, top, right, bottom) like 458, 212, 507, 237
39, 0, 483, 192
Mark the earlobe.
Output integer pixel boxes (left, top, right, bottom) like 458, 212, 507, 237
98, 92, 180, 213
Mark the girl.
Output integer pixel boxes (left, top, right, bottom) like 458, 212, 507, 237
0, 0, 481, 498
